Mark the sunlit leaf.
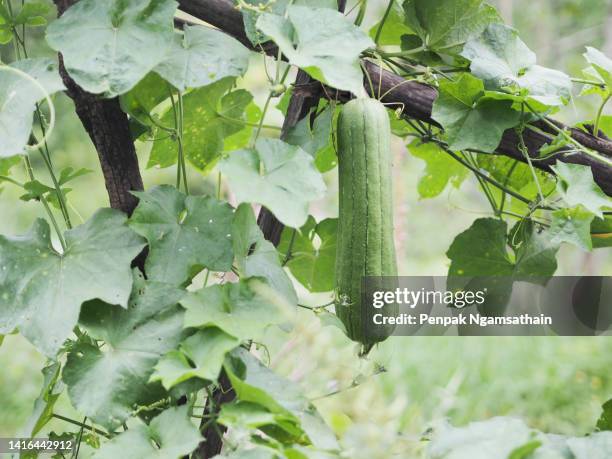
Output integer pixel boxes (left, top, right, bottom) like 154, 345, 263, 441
46, 0, 177, 97
408, 140, 469, 198
149, 78, 253, 171
155, 25, 252, 92
277, 216, 337, 292
219, 138, 326, 228
256, 6, 373, 96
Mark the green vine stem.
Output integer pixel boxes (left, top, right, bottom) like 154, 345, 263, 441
593, 94, 611, 139
4, 10, 73, 229
217, 113, 281, 131
52, 414, 109, 438
524, 103, 612, 168
23, 155, 66, 250
374, 0, 394, 45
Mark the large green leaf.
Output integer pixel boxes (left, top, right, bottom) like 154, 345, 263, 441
568, 432, 612, 459
219, 138, 326, 228
256, 6, 373, 96
277, 216, 337, 292
447, 218, 514, 277
0, 209, 145, 357
447, 218, 558, 278
129, 185, 234, 285
46, 0, 177, 97
148, 78, 254, 171
151, 327, 239, 389
232, 204, 298, 304
239, 0, 335, 45
63, 271, 184, 430
154, 25, 252, 92
427, 418, 538, 459
0, 58, 65, 157
408, 140, 469, 198
432, 73, 521, 153
462, 24, 571, 107
551, 162, 611, 218
182, 279, 292, 342
403, 0, 500, 55
93, 406, 201, 459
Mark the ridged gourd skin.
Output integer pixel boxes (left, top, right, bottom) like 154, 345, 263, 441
335, 98, 398, 348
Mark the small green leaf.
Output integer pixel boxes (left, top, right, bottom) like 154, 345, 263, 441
432, 73, 521, 153
218, 401, 304, 442
151, 328, 239, 389
0, 16, 12, 44
93, 406, 201, 459
0, 58, 65, 157
14, 2, 50, 27
403, 0, 501, 56
256, 6, 374, 96
285, 105, 337, 172
149, 78, 253, 171
277, 217, 337, 292
584, 47, 612, 88
0, 209, 145, 357
129, 185, 235, 285
155, 26, 252, 92
58, 167, 92, 185
408, 140, 469, 198
182, 279, 292, 342
46, 0, 177, 97
232, 204, 298, 304
219, 138, 326, 228
548, 206, 595, 251
19, 179, 55, 202
120, 72, 171, 128
368, 2, 412, 46
552, 161, 612, 218
23, 362, 63, 437
513, 220, 559, 279
63, 270, 184, 430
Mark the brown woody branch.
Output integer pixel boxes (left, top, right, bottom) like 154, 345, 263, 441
54, 1, 144, 215
178, 0, 612, 197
